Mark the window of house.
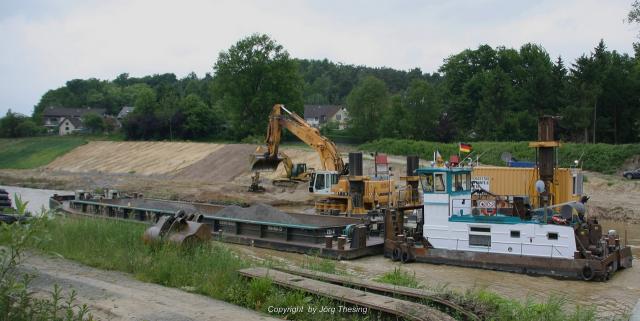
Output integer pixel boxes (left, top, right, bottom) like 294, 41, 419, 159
469, 226, 491, 247
510, 230, 520, 238
434, 173, 446, 192
65, 127, 69, 131
336, 114, 341, 121
547, 232, 559, 240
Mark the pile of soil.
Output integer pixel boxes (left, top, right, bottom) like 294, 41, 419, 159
214, 203, 301, 224
174, 144, 257, 182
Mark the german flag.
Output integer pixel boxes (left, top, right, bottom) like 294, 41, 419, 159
459, 143, 472, 153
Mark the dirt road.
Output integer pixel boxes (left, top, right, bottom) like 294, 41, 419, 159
21, 254, 276, 321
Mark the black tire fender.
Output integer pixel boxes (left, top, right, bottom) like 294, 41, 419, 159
581, 265, 594, 281
391, 247, 401, 261
400, 250, 412, 263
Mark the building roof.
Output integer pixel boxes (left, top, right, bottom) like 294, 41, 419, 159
42, 106, 106, 118
58, 117, 83, 128
303, 105, 342, 120
117, 106, 135, 119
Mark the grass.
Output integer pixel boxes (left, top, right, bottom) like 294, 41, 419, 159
374, 267, 420, 288
374, 268, 598, 321
0, 136, 87, 169
360, 139, 640, 174
27, 217, 375, 320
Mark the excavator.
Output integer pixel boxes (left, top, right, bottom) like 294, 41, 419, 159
250, 104, 421, 219
250, 104, 346, 194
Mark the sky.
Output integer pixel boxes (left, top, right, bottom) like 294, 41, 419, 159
0, 0, 638, 116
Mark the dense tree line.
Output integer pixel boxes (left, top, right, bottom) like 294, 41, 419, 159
2, 31, 639, 143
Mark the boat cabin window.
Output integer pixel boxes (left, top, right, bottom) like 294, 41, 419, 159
469, 226, 491, 247
420, 174, 434, 193
453, 172, 471, 192
510, 230, 520, 238
434, 173, 446, 192
547, 232, 559, 240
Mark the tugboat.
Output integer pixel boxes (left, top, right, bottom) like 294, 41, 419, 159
384, 117, 633, 280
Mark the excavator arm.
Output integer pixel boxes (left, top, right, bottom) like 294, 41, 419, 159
250, 104, 345, 174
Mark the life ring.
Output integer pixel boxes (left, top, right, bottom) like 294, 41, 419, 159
392, 247, 401, 261
581, 265, 594, 281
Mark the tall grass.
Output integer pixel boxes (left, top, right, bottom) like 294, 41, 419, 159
32, 217, 373, 320
360, 139, 640, 174
0, 137, 87, 169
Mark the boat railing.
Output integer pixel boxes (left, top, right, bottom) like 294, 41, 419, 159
429, 236, 570, 258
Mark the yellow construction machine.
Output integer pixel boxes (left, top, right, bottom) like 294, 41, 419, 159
250, 104, 346, 194
251, 104, 422, 219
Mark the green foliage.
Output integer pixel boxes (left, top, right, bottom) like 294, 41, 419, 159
463, 288, 596, 321
0, 110, 43, 138
360, 138, 640, 173
300, 254, 337, 274
346, 75, 390, 141
80, 113, 104, 134
214, 33, 304, 139
34, 217, 371, 321
374, 267, 419, 288
0, 137, 86, 169
0, 208, 93, 321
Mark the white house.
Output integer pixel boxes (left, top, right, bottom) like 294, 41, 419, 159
303, 105, 349, 129
57, 117, 84, 136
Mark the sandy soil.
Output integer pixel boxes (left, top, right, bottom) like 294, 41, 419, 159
21, 254, 276, 321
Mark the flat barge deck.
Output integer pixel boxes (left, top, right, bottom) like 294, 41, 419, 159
52, 194, 383, 260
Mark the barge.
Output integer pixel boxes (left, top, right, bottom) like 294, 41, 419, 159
51, 191, 383, 260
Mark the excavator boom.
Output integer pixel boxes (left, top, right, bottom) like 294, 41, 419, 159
250, 104, 345, 174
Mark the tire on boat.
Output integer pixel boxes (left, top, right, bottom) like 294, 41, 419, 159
400, 250, 412, 263
391, 247, 401, 261
581, 265, 594, 281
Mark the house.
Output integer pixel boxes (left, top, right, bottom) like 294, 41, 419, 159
42, 106, 106, 132
303, 105, 349, 129
57, 117, 84, 136
117, 106, 135, 120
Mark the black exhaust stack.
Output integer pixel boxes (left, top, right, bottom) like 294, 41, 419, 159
348, 152, 363, 177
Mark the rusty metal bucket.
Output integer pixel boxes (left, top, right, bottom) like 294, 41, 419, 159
249, 153, 283, 172
143, 210, 211, 245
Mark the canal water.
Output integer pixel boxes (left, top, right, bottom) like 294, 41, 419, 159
2, 185, 639, 317
0, 185, 71, 214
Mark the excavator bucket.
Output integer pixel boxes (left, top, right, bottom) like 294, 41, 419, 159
143, 210, 211, 246
250, 153, 284, 172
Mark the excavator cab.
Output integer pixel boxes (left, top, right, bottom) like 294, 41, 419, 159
309, 170, 340, 195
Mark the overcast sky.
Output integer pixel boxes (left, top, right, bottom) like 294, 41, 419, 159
1, 0, 637, 116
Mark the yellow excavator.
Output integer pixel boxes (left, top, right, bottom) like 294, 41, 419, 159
250, 104, 420, 219
250, 104, 346, 194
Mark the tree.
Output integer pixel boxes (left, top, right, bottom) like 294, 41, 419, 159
346, 75, 390, 141
182, 94, 223, 139
82, 113, 105, 134
0, 110, 41, 138
213, 33, 304, 139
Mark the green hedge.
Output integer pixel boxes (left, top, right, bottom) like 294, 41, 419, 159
359, 139, 640, 174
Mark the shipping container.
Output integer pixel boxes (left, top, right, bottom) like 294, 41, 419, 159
472, 166, 582, 207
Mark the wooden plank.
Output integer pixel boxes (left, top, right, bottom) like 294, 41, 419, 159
276, 266, 479, 321
239, 267, 454, 321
